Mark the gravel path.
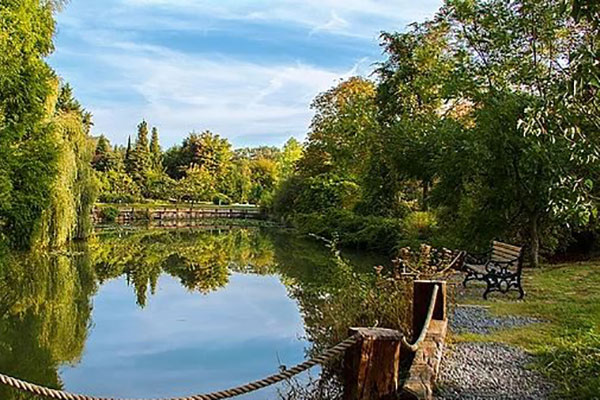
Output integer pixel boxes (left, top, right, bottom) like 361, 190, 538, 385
434, 305, 552, 399
435, 342, 554, 400
451, 305, 543, 334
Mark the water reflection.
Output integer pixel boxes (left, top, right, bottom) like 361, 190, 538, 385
0, 227, 405, 400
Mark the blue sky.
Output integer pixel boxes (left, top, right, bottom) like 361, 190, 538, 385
49, 0, 442, 148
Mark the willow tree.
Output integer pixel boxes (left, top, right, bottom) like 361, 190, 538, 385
0, 0, 60, 248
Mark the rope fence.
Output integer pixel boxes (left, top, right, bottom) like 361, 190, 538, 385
0, 334, 360, 400
0, 283, 442, 400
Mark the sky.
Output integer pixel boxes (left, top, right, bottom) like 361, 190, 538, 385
49, 0, 442, 149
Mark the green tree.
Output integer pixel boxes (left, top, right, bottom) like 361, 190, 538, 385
300, 77, 378, 180
131, 120, 151, 181
0, 0, 60, 248
124, 136, 133, 173
150, 126, 162, 169
428, 0, 599, 265
176, 165, 216, 204
92, 135, 112, 172
277, 137, 303, 180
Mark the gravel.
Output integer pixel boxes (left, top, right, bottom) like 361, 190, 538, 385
435, 342, 553, 400
434, 305, 552, 399
450, 305, 543, 334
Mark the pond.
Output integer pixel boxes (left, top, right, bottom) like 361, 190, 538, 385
0, 226, 408, 400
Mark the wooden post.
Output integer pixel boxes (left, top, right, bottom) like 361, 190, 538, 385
344, 328, 403, 400
401, 280, 448, 400
412, 280, 446, 341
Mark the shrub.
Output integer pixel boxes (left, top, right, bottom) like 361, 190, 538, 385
292, 209, 403, 253
101, 206, 120, 223
401, 211, 438, 246
212, 193, 231, 205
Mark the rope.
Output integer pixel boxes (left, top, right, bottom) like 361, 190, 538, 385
402, 285, 439, 352
0, 334, 360, 400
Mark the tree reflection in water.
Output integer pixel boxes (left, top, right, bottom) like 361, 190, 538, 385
0, 226, 409, 400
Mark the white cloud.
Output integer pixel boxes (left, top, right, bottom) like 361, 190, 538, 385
118, 0, 442, 39
81, 40, 369, 147
51, 0, 443, 147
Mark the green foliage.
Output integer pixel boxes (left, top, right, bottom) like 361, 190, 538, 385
212, 193, 231, 206
271, 0, 600, 265
176, 165, 216, 203
92, 135, 112, 172
273, 173, 360, 215
101, 206, 119, 223
401, 211, 438, 248
291, 209, 404, 253
0, 2, 98, 249
150, 126, 162, 169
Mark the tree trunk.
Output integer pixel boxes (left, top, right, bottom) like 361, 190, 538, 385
422, 181, 430, 211
530, 217, 540, 268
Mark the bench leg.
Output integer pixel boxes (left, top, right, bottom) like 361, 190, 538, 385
463, 270, 479, 287
483, 283, 493, 300
517, 283, 525, 299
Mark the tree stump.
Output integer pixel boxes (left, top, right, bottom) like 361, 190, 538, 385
344, 327, 403, 400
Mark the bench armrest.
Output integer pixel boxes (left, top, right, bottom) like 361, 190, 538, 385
485, 258, 520, 275
465, 251, 490, 265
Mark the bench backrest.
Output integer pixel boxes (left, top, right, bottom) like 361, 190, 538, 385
491, 241, 523, 266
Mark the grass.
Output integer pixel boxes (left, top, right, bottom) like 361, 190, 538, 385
452, 262, 600, 399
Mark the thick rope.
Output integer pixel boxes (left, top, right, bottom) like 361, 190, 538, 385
402, 285, 439, 352
0, 334, 360, 400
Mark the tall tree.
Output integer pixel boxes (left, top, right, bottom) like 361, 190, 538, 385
92, 135, 112, 172
130, 120, 151, 183
278, 138, 303, 181
0, 0, 64, 248
150, 127, 162, 169
124, 136, 133, 174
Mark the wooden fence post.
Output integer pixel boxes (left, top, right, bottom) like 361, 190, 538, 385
343, 328, 403, 400
412, 280, 446, 341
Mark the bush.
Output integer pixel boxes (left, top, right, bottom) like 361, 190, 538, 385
101, 206, 120, 223
273, 173, 360, 216
212, 193, 231, 205
292, 209, 403, 253
401, 211, 438, 247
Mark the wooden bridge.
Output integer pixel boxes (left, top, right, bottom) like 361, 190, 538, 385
92, 206, 265, 224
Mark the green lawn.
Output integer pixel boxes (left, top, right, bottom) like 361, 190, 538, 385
454, 263, 600, 399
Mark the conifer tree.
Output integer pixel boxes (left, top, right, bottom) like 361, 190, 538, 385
92, 135, 112, 172
131, 120, 151, 182
124, 136, 134, 174
150, 127, 162, 169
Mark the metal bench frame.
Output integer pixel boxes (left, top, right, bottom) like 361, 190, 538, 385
463, 241, 525, 299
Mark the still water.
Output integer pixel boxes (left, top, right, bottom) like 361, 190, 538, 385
0, 226, 392, 400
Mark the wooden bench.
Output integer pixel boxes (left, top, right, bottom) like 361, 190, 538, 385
463, 241, 525, 299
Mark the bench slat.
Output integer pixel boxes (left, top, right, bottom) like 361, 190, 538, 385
492, 241, 522, 253
491, 254, 518, 262
492, 247, 521, 259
